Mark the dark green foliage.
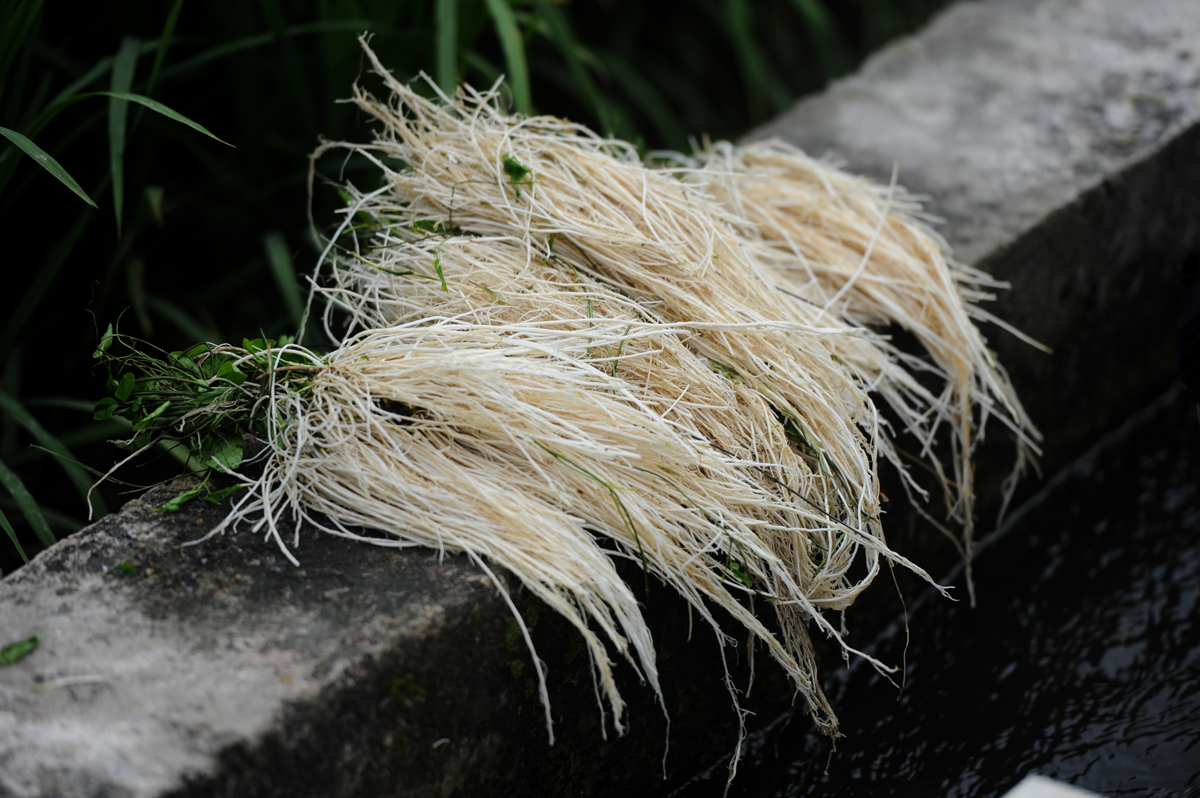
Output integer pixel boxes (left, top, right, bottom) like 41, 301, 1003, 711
0, 0, 955, 574
92, 329, 316, 474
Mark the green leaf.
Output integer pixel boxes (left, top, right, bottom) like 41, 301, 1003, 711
94, 323, 114, 358
93, 398, 118, 422
155, 484, 204, 513
727, 559, 755, 588
33, 91, 235, 149
0, 456, 54, 548
784, 0, 847, 78
0, 505, 27, 566
594, 50, 685, 150
724, 0, 791, 118
502, 154, 530, 184
214, 360, 247, 386
115, 372, 136, 401
435, 0, 459, 97
97, 90, 233, 146
201, 436, 243, 471
145, 185, 165, 225
483, 0, 531, 115
0, 126, 97, 207
0, 203, 93, 359
432, 256, 449, 293
0, 0, 43, 111
530, 0, 612, 135
243, 337, 271, 354
146, 0, 183, 99
0, 389, 107, 517
146, 296, 217, 343
203, 484, 244, 504
109, 36, 140, 235
263, 231, 303, 329
0, 635, 37, 667
104, 559, 136, 577
131, 400, 170, 432
157, 20, 372, 83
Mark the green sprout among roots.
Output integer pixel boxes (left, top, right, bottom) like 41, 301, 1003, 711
91, 325, 316, 476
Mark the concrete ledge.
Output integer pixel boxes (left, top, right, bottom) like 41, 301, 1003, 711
751, 0, 1200, 481
4, 0, 1200, 795
0, 477, 769, 797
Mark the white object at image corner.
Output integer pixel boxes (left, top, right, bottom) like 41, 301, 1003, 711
1002, 775, 1102, 798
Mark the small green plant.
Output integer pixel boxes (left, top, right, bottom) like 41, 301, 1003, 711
501, 153, 532, 196
91, 328, 318, 474
0, 634, 37, 666
154, 479, 244, 514
104, 559, 136, 577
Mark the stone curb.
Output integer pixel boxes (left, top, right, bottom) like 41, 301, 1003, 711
3, 0, 1199, 795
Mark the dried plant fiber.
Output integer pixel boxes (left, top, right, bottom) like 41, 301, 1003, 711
209, 37, 1040, 770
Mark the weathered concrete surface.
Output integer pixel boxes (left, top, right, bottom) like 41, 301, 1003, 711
0, 476, 764, 797
4, 0, 1200, 795
750, 0, 1200, 487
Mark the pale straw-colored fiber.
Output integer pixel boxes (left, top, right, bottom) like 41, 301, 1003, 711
209, 38, 1039, 770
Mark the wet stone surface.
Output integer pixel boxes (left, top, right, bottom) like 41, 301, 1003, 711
679, 387, 1200, 797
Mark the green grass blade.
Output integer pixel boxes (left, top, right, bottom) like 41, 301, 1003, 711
0, 456, 54, 549
0, 390, 106, 517
0, 0, 43, 110
127, 257, 153, 334
146, 295, 219, 343
145, 0, 183, 98
47, 41, 156, 108
0, 504, 26, 567
8, 84, 226, 176
263, 231, 303, 329
108, 36, 139, 236
483, 0, 530, 115
464, 51, 502, 87
726, 0, 765, 119
0, 202, 92, 355
258, 0, 318, 136
157, 20, 374, 82
531, 0, 612, 135
0, 126, 96, 206
0, 497, 82, 533
92, 91, 233, 147
1, 346, 23, 463
2, 27, 32, 126
144, 184, 164, 225
22, 398, 95, 412
595, 50, 685, 150
785, 0, 848, 77
436, 0, 458, 96
38, 420, 129, 453
0, 51, 128, 199
14, 69, 50, 132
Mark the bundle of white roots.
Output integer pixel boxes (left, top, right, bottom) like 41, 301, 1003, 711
206, 38, 1040, 763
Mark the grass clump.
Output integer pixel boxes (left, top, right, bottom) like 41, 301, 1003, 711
92, 38, 1039, 781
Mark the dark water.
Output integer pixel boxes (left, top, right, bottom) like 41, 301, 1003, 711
677, 387, 1200, 798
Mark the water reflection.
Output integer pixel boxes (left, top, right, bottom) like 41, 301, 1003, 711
678, 388, 1200, 798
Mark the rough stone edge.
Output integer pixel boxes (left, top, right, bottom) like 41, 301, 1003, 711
5, 0, 1200, 795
